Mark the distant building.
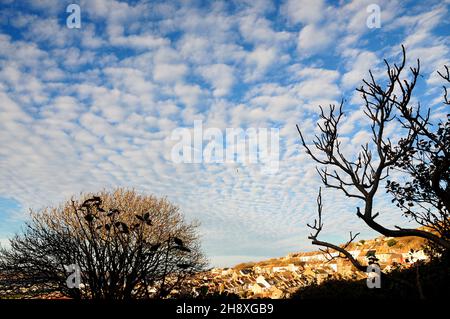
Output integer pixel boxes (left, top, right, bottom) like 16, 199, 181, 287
402, 250, 428, 263
251, 283, 266, 294
239, 268, 252, 276
256, 275, 271, 289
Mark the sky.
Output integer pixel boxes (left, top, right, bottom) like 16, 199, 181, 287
0, 0, 449, 268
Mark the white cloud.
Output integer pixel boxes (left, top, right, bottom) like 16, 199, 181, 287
341, 51, 378, 90
111, 33, 169, 50
295, 67, 340, 100
238, 14, 292, 46
177, 34, 211, 64
198, 64, 235, 97
174, 83, 203, 107
245, 46, 277, 81
297, 24, 334, 55
0, 0, 447, 268
153, 63, 188, 83
282, 0, 325, 25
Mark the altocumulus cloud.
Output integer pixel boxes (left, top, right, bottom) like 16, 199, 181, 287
0, 0, 448, 267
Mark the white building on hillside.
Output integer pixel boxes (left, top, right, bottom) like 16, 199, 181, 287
256, 275, 271, 289
402, 250, 428, 262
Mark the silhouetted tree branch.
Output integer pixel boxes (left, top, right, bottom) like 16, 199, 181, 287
0, 189, 207, 299
307, 188, 365, 272
298, 45, 450, 270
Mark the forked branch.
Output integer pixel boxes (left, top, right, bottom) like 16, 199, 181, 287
307, 189, 366, 272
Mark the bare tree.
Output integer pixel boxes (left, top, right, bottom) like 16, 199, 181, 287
297, 46, 450, 272
0, 189, 207, 299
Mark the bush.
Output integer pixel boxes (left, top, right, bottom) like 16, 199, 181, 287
0, 189, 207, 299
387, 239, 398, 247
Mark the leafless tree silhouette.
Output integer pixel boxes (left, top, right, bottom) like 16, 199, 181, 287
297, 46, 450, 272
0, 189, 207, 299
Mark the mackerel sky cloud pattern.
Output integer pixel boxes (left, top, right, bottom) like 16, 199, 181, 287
0, 0, 449, 267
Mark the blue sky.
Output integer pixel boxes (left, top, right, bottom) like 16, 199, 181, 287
0, 0, 449, 267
